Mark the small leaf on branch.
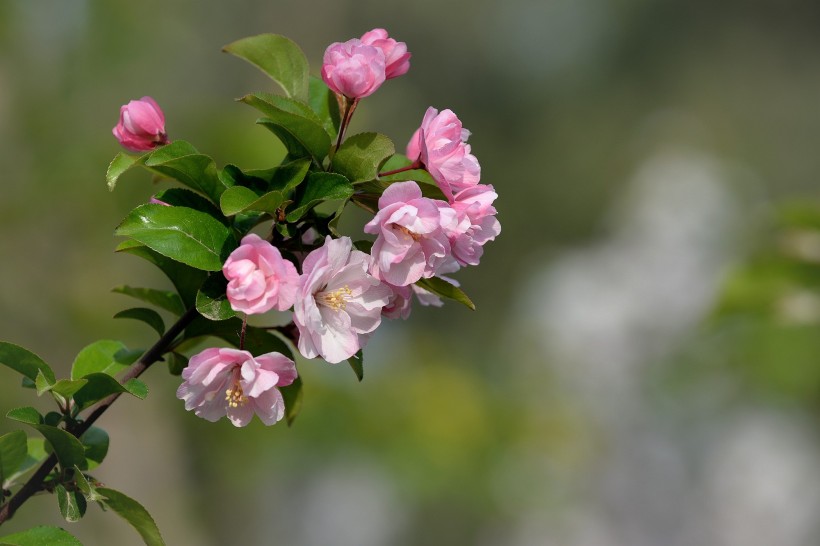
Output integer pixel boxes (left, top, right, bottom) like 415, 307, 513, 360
80, 427, 109, 469
286, 172, 353, 222
223, 34, 310, 101
0, 525, 84, 546
123, 379, 149, 400
55, 483, 86, 523
0, 430, 27, 487
73, 466, 105, 502
0, 342, 56, 384
115, 242, 207, 309
23, 424, 86, 471
143, 141, 225, 204
219, 186, 285, 217
114, 308, 166, 337
96, 487, 167, 546
71, 340, 137, 380
6, 407, 42, 426
72, 374, 146, 411
115, 204, 236, 272
332, 132, 395, 183
195, 274, 236, 321
39, 378, 89, 400
106, 151, 147, 191
347, 350, 364, 382
415, 277, 476, 310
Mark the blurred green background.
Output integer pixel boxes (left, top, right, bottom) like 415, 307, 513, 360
3, 1, 820, 545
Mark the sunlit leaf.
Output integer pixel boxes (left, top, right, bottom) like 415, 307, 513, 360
415, 277, 476, 310
332, 132, 395, 183
96, 487, 166, 546
223, 33, 310, 101
0, 525, 83, 546
0, 343, 55, 384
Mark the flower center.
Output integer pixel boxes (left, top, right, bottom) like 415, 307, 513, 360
395, 224, 422, 241
225, 377, 248, 408
319, 285, 353, 311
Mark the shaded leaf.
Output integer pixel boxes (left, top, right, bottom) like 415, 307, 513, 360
167, 352, 188, 376
115, 242, 207, 308
223, 33, 310, 101
114, 308, 166, 337
184, 317, 291, 358
356, 177, 446, 201
196, 274, 236, 321
80, 427, 109, 469
0, 343, 55, 383
308, 75, 340, 138
219, 186, 285, 217
279, 375, 303, 426
115, 204, 236, 272
55, 483, 86, 523
0, 430, 27, 486
332, 133, 395, 183
0, 525, 83, 546
286, 172, 353, 222
23, 424, 86, 471
143, 141, 224, 204
96, 487, 166, 546
415, 277, 476, 310
112, 286, 186, 316
347, 350, 364, 382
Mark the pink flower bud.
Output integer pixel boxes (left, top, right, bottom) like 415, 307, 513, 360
222, 234, 300, 315
360, 28, 411, 79
321, 39, 387, 99
112, 96, 168, 153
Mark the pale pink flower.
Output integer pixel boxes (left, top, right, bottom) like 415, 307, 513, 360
364, 181, 455, 287
294, 236, 392, 364
360, 28, 410, 79
321, 39, 386, 99
382, 283, 413, 320
443, 184, 501, 267
223, 234, 299, 315
406, 107, 481, 201
176, 347, 297, 427
112, 96, 168, 152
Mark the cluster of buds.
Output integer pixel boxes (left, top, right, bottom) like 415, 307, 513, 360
112, 29, 499, 427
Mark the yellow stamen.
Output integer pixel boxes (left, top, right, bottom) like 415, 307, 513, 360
225, 379, 248, 408
395, 225, 422, 241
319, 285, 353, 311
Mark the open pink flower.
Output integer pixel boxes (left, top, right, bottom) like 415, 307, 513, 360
444, 184, 501, 267
223, 234, 299, 315
360, 28, 410, 79
176, 347, 297, 427
364, 181, 455, 287
321, 39, 386, 99
293, 236, 392, 364
406, 107, 481, 201
112, 96, 168, 152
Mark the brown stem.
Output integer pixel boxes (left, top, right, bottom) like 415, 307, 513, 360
0, 306, 200, 525
378, 159, 423, 178
328, 97, 359, 169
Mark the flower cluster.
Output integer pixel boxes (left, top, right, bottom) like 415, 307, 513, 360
111, 28, 499, 428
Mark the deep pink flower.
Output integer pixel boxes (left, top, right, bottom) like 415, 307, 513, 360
443, 184, 501, 267
406, 107, 481, 201
364, 181, 455, 287
112, 96, 168, 153
176, 347, 297, 427
321, 39, 386, 99
223, 234, 299, 315
360, 28, 411, 79
294, 236, 392, 364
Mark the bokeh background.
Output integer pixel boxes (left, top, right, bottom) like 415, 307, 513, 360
3, 1, 820, 545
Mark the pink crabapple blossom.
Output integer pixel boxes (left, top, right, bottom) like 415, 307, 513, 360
112, 96, 168, 153
321, 39, 386, 99
382, 282, 447, 320
293, 236, 392, 364
176, 347, 297, 427
406, 107, 481, 201
360, 28, 411, 79
443, 184, 501, 267
222, 234, 300, 315
364, 181, 456, 287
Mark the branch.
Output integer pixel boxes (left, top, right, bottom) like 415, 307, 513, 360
0, 306, 200, 525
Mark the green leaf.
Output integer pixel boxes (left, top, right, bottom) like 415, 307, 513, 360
115, 242, 207, 308
107, 151, 146, 191
241, 93, 331, 163
41, 379, 89, 400
219, 186, 285, 217
0, 525, 84, 546
415, 277, 476, 310
279, 375, 303, 426
55, 483, 86, 523
6, 438, 47, 485
96, 487, 166, 546
308, 75, 341, 138
286, 172, 353, 222
34, 371, 53, 396
74, 466, 105, 502
196, 274, 236, 321
143, 141, 225, 204
115, 204, 236, 272
72, 374, 146, 411
114, 308, 166, 337
167, 353, 188, 376
257, 158, 311, 193
71, 340, 136, 380
347, 350, 364, 382
332, 133, 395, 183
6, 407, 42, 425
112, 286, 186, 316
80, 427, 109, 469
151, 188, 226, 222
0, 343, 55, 383
357, 177, 447, 201
184, 317, 292, 358
24, 424, 86, 471
223, 33, 309, 101
0, 430, 27, 487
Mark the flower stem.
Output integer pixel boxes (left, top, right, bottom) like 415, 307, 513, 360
378, 159, 422, 178
0, 306, 200, 526
328, 97, 359, 168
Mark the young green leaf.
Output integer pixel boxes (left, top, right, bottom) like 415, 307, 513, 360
0, 342, 56, 384
195, 274, 236, 321
0, 525, 84, 546
73, 466, 105, 502
96, 487, 166, 546
123, 379, 148, 400
114, 308, 166, 338
286, 172, 353, 222
71, 340, 136, 380
223, 34, 310, 101
115, 204, 236, 272
331, 133, 395, 183
6, 407, 42, 426
0, 430, 27, 487
55, 483, 87, 523
41, 379, 89, 400
107, 151, 147, 191
112, 286, 186, 316
415, 277, 476, 310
